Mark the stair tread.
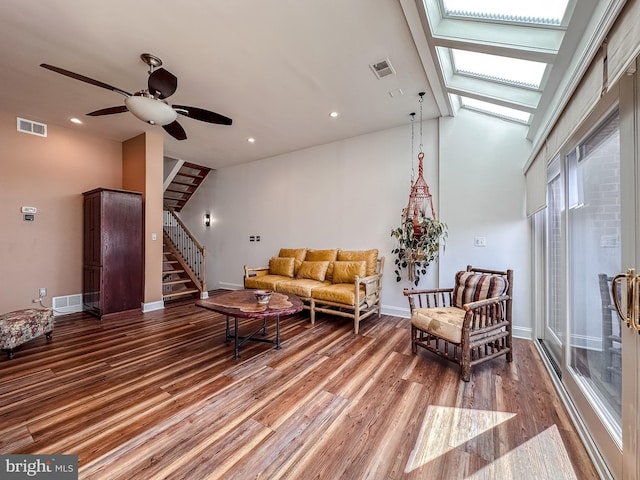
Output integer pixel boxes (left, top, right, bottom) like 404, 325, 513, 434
163, 289, 199, 300
163, 269, 185, 274
163, 278, 193, 286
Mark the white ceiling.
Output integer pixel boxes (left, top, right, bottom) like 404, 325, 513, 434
0, 0, 620, 169
0, 0, 441, 169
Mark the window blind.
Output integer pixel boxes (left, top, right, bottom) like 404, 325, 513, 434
607, 0, 640, 90
525, 146, 547, 217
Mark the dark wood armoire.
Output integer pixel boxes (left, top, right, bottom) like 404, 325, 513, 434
82, 188, 143, 318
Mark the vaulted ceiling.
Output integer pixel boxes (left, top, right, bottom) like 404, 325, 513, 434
0, 0, 623, 168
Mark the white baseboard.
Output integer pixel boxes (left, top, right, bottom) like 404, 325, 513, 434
142, 300, 164, 313
381, 304, 410, 318
218, 282, 242, 290
513, 325, 533, 340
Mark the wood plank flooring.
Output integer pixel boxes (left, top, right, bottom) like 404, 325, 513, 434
0, 293, 598, 479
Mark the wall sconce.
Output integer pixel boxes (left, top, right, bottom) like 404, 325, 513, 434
204, 212, 211, 227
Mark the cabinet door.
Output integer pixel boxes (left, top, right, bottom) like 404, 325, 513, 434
102, 191, 143, 314
82, 265, 102, 316
83, 193, 102, 266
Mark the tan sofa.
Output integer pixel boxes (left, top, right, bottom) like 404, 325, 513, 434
244, 248, 384, 334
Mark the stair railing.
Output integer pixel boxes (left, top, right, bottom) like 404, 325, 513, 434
163, 206, 207, 294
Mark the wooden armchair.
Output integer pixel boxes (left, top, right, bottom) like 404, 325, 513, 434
403, 266, 513, 381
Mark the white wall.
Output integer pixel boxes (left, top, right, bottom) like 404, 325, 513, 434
181, 112, 533, 333
439, 109, 533, 337
181, 121, 440, 316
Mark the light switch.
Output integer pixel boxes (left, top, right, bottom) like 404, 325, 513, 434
474, 236, 486, 247
152, 232, 157, 241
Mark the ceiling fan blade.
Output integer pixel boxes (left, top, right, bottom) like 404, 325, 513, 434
40, 63, 131, 97
148, 68, 177, 99
163, 120, 187, 141
173, 105, 232, 125
87, 105, 129, 116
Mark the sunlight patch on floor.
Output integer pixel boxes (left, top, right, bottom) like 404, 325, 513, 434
468, 425, 577, 480
405, 405, 516, 473
405, 406, 576, 479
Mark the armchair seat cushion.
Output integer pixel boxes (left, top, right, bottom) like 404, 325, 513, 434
244, 274, 291, 291
411, 307, 464, 344
312, 283, 366, 306
277, 279, 330, 298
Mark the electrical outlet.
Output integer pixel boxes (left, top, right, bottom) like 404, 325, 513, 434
39, 287, 47, 298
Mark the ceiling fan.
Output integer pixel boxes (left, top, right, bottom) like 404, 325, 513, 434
40, 53, 232, 141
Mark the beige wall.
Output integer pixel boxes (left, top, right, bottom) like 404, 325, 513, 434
122, 132, 164, 307
0, 111, 122, 312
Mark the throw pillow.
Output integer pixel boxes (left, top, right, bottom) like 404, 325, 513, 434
337, 249, 378, 276
452, 271, 509, 308
296, 261, 330, 281
332, 261, 367, 284
269, 257, 295, 277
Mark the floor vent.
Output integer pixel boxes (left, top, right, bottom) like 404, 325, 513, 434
52, 294, 83, 316
370, 58, 396, 79
17, 117, 47, 137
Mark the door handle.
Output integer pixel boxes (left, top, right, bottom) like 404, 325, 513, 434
612, 268, 639, 330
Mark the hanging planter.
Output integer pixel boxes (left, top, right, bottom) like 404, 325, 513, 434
391, 92, 447, 286
391, 216, 447, 286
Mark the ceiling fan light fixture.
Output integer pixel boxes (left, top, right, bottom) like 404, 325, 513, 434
125, 93, 177, 126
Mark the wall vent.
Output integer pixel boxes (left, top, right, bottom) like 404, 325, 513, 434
52, 294, 83, 316
370, 58, 396, 79
17, 117, 47, 137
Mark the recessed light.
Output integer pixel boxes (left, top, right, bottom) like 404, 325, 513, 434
247, 137, 255, 143
329, 111, 339, 118
70, 118, 83, 124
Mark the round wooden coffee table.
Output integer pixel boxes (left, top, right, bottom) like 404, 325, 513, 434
196, 290, 303, 359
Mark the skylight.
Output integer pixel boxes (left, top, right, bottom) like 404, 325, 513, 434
451, 50, 547, 89
460, 97, 530, 124
442, 0, 570, 25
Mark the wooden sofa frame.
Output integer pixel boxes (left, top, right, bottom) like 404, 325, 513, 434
244, 257, 384, 334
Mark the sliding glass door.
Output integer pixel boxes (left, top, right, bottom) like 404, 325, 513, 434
536, 70, 640, 479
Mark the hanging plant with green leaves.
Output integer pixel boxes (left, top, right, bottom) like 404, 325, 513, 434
391, 216, 447, 286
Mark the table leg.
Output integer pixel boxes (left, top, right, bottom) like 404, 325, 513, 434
234, 316, 240, 359
275, 315, 281, 350
225, 315, 231, 344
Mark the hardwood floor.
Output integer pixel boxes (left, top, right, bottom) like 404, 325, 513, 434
0, 293, 598, 479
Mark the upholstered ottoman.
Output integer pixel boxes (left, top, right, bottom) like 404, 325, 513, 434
0, 308, 54, 359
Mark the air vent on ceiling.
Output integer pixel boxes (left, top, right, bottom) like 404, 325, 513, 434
370, 58, 396, 79
17, 117, 47, 137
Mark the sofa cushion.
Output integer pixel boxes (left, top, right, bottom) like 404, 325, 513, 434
245, 275, 291, 291
296, 261, 330, 281
278, 248, 306, 275
311, 283, 366, 306
332, 261, 367, 284
452, 271, 509, 308
305, 249, 338, 262
337, 249, 378, 276
411, 307, 465, 344
277, 278, 330, 298
269, 257, 295, 277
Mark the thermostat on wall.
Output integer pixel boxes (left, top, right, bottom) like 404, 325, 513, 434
21, 206, 37, 214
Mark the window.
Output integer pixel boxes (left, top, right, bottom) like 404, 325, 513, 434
441, 0, 570, 25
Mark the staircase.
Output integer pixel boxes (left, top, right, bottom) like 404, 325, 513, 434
162, 239, 201, 301
164, 161, 211, 212
162, 207, 208, 302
